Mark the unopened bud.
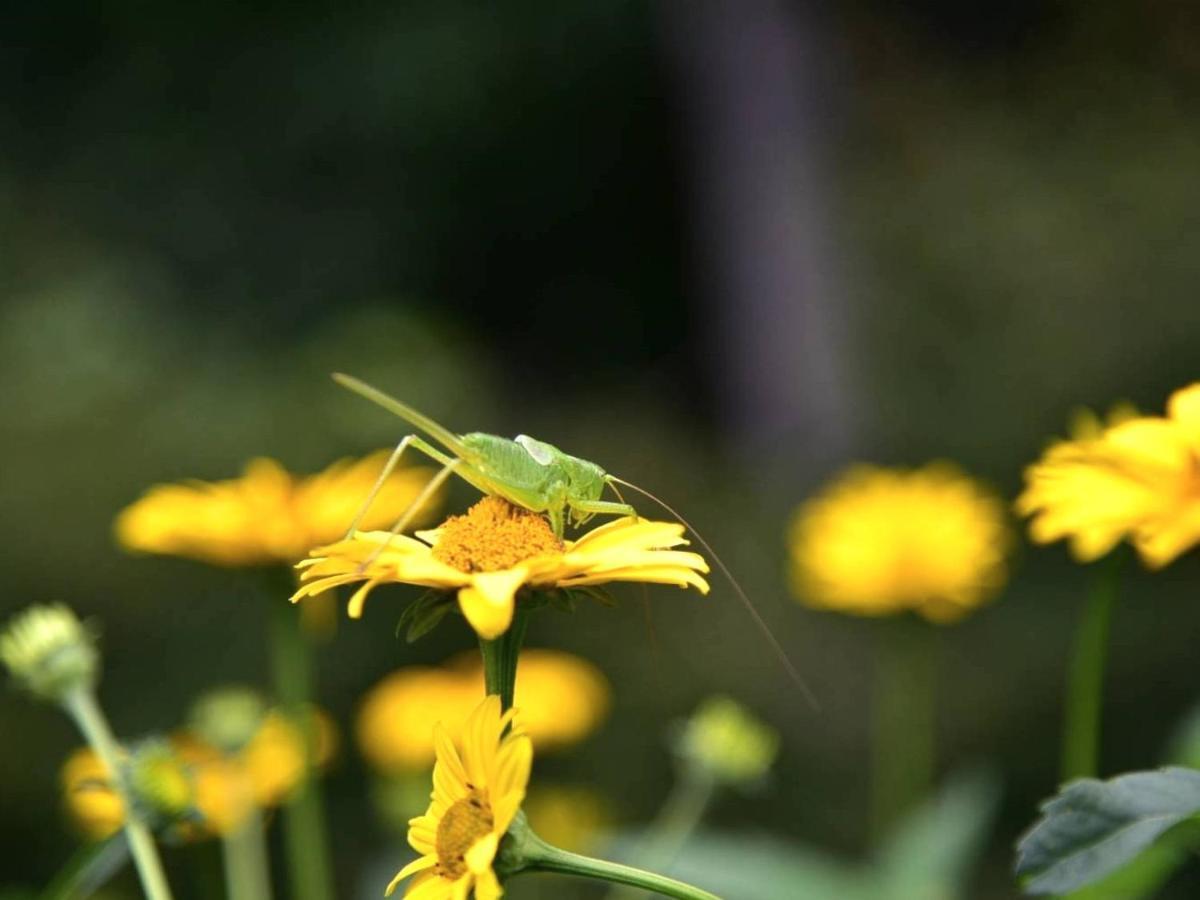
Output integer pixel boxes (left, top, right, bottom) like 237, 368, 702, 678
0, 604, 98, 701
676, 695, 779, 785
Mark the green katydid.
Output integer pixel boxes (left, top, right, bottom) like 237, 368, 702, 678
333, 372, 816, 706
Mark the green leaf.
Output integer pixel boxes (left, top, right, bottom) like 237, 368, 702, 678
1016, 767, 1200, 895
1066, 822, 1200, 900
877, 769, 1000, 899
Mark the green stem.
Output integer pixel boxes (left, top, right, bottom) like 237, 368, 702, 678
606, 770, 716, 900
478, 603, 530, 710
221, 807, 273, 900
63, 688, 175, 900
1061, 554, 1121, 781
519, 828, 722, 900
871, 619, 937, 839
268, 579, 334, 900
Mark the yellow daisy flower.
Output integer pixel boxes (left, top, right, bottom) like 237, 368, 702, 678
357, 649, 609, 774
788, 464, 1009, 622
114, 451, 435, 567
292, 495, 710, 639
386, 695, 531, 899
1017, 383, 1200, 568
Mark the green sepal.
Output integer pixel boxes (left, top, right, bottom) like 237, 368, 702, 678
394, 590, 454, 643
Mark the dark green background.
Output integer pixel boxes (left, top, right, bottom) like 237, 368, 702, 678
4, 1, 1200, 896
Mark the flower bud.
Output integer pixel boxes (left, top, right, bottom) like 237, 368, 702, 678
0, 604, 98, 701
188, 687, 267, 754
676, 696, 779, 785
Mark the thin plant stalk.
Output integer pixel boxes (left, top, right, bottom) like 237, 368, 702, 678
478, 603, 530, 711
606, 768, 716, 900
871, 618, 937, 839
1060, 554, 1122, 781
267, 578, 334, 900
516, 826, 722, 900
221, 806, 273, 900
62, 687, 175, 900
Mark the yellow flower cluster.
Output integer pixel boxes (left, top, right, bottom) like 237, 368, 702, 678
1017, 384, 1200, 567
62, 709, 337, 839
357, 650, 610, 774
293, 495, 711, 639
114, 452, 435, 567
789, 464, 1009, 622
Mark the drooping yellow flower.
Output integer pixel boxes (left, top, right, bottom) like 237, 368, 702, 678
63, 708, 339, 839
62, 742, 196, 841
386, 695, 531, 899
115, 451, 435, 567
357, 649, 609, 774
293, 496, 710, 639
1017, 384, 1200, 568
61, 747, 130, 839
178, 707, 339, 835
789, 464, 1009, 622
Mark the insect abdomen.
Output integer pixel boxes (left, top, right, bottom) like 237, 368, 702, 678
460, 433, 560, 494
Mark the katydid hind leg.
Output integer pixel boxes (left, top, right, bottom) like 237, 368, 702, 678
357, 458, 463, 572
344, 435, 416, 538
607, 476, 819, 710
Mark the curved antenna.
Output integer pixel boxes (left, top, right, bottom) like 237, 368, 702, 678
608, 475, 819, 711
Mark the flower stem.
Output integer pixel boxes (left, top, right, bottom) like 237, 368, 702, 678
62, 687, 175, 900
268, 578, 334, 900
871, 618, 937, 840
605, 769, 716, 900
478, 603, 530, 711
517, 827, 723, 900
1061, 554, 1121, 781
221, 807, 273, 900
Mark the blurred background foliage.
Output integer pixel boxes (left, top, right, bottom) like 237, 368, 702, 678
4, 0, 1200, 897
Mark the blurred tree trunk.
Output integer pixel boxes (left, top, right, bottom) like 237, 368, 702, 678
657, 0, 855, 485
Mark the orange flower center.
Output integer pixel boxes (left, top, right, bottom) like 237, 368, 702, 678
432, 497, 562, 573
435, 788, 494, 879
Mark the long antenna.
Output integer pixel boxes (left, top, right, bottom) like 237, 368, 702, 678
609, 476, 819, 710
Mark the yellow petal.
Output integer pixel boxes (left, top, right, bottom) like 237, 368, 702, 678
457, 569, 528, 639
473, 868, 504, 900
1168, 383, 1200, 447
432, 725, 470, 796
384, 856, 436, 896
465, 832, 499, 875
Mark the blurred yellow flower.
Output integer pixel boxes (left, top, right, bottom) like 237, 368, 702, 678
293, 495, 710, 639
677, 696, 779, 785
114, 451, 435, 567
1017, 384, 1200, 568
789, 464, 1009, 622
523, 784, 610, 854
386, 695, 531, 898
63, 708, 339, 839
61, 747, 129, 840
357, 649, 609, 774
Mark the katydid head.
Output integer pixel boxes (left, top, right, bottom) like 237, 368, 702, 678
562, 456, 608, 526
